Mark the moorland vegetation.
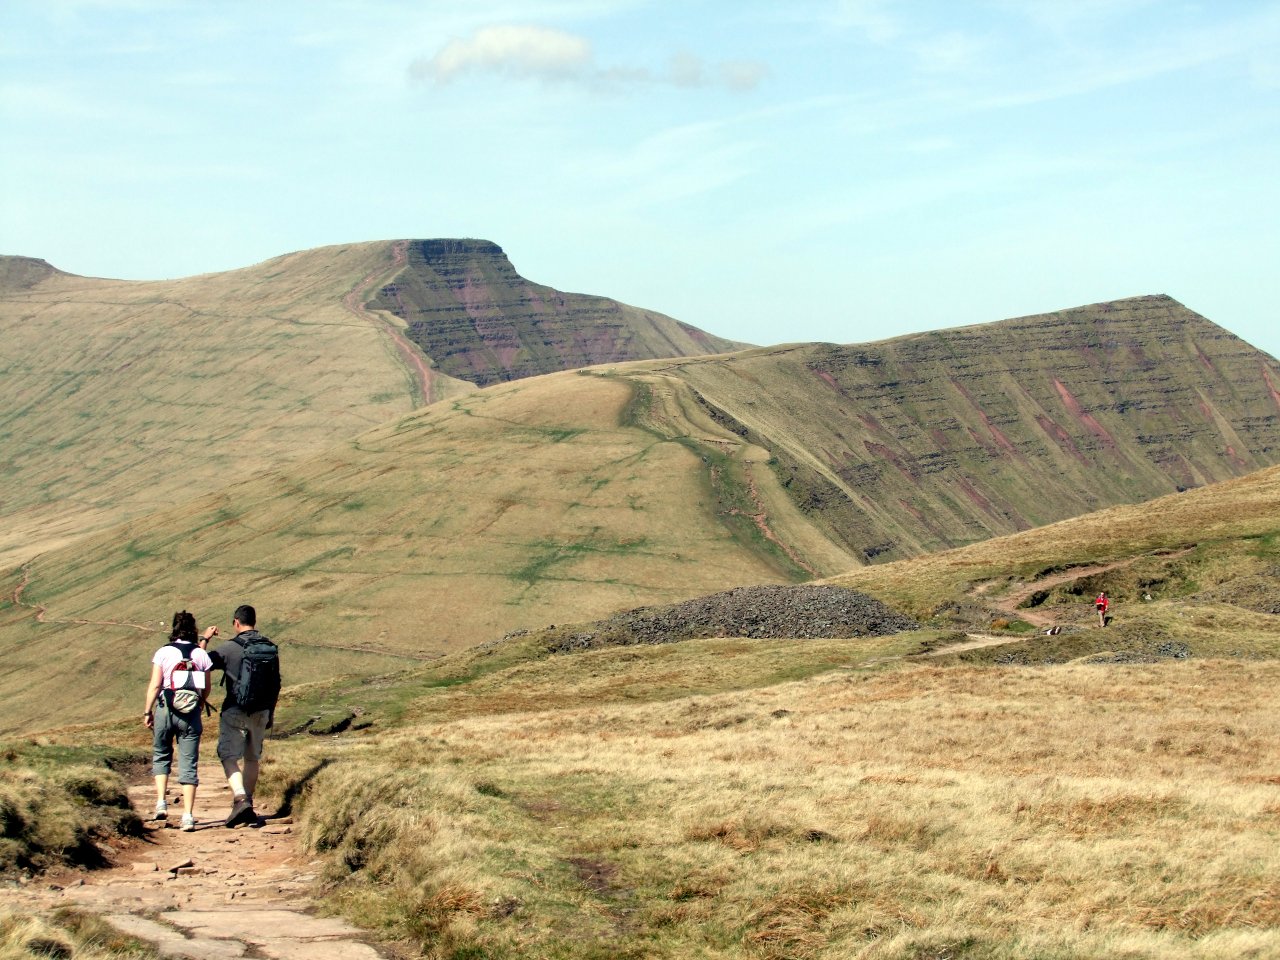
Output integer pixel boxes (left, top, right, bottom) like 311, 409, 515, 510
2, 243, 1279, 957
6, 462, 1280, 959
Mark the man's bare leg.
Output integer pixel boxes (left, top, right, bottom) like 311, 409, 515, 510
222, 757, 246, 799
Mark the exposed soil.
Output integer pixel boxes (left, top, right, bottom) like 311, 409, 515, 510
5, 760, 392, 959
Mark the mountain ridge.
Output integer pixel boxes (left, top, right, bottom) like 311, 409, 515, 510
655, 294, 1280, 563
367, 238, 746, 386
0, 239, 742, 566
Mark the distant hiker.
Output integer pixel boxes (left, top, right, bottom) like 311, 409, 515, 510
143, 610, 215, 832
206, 604, 281, 828
1095, 592, 1110, 628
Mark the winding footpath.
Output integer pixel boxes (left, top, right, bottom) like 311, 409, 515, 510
10, 760, 390, 959
342, 240, 440, 407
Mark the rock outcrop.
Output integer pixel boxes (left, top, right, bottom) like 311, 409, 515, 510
368, 239, 744, 386
668, 295, 1280, 563
0, 255, 64, 290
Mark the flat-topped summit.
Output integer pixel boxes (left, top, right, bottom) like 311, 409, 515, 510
369, 238, 745, 386
0, 255, 67, 290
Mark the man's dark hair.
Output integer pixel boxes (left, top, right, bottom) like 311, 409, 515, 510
234, 604, 256, 627
169, 610, 197, 644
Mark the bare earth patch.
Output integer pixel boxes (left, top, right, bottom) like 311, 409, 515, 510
4, 760, 392, 959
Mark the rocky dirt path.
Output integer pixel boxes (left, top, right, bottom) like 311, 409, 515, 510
12, 760, 390, 960
976, 561, 1128, 626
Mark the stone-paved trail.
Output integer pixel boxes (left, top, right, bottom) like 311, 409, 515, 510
13, 760, 391, 960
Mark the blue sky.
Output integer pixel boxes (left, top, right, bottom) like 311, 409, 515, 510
2, 1, 1278, 357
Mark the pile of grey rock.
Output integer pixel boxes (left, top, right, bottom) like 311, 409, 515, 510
546, 584, 918, 652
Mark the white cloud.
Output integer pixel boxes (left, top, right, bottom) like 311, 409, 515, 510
415, 24, 592, 83
411, 23, 766, 94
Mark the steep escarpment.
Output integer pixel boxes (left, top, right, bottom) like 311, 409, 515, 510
0, 255, 67, 290
367, 239, 744, 386
663, 295, 1280, 563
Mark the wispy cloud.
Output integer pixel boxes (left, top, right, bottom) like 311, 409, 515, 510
410, 23, 767, 93
416, 24, 591, 83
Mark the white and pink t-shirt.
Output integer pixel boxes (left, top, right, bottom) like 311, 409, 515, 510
153, 643, 213, 692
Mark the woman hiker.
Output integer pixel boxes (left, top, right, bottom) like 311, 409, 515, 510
142, 610, 216, 831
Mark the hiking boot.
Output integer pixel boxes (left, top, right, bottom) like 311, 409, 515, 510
154, 801, 167, 821
180, 813, 195, 832
225, 795, 256, 828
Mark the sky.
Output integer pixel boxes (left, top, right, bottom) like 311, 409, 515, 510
2, 0, 1278, 356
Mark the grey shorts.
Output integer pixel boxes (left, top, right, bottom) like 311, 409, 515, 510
152, 701, 202, 785
217, 706, 270, 763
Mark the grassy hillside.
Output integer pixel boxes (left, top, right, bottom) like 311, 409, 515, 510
829, 462, 1280, 626
220, 458, 1280, 959
0, 369, 842, 733
12, 443, 1280, 959
0, 239, 742, 571
8, 292, 1280, 735
657, 296, 1280, 562
127, 467, 1280, 957
0, 242, 469, 568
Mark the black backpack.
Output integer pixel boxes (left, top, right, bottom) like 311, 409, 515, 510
230, 633, 281, 715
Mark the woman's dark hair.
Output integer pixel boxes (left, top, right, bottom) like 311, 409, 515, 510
169, 610, 198, 644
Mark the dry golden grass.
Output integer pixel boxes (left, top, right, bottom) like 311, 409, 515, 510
0, 908, 159, 959
262, 639, 1280, 960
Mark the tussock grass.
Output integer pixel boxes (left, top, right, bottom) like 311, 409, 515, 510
267, 639, 1280, 959
0, 745, 142, 875
0, 908, 159, 959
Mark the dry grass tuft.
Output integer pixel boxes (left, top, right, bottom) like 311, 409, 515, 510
0, 908, 158, 959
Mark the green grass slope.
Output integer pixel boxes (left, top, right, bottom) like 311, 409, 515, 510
10, 414, 1280, 960
55, 457, 1275, 960
0, 369, 837, 734
654, 295, 1280, 563
0, 239, 742, 571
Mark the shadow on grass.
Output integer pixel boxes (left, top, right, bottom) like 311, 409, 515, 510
268, 758, 333, 820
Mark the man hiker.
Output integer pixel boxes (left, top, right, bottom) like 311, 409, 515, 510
1095, 591, 1110, 628
205, 604, 281, 828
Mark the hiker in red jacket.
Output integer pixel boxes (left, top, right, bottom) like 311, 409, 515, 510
1095, 592, 1110, 628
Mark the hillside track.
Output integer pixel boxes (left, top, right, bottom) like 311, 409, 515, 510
12, 560, 157, 633
972, 547, 1195, 626
849, 631, 1025, 669
726, 460, 820, 577
341, 239, 439, 406
8, 759, 391, 959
